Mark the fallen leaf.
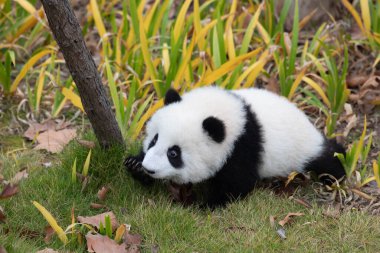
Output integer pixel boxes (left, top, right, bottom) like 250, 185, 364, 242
278, 212, 304, 227
34, 129, 77, 153
124, 232, 142, 246
86, 233, 127, 253
0, 246, 7, 253
269, 215, 276, 229
97, 186, 109, 201
24, 121, 55, 140
90, 203, 108, 210
77, 211, 119, 231
346, 75, 368, 88
36, 248, 59, 253
77, 139, 96, 149
44, 225, 55, 243
293, 198, 312, 209
126, 244, 140, 253
0, 184, 19, 199
19, 228, 41, 239
10, 169, 28, 184
0, 206, 6, 222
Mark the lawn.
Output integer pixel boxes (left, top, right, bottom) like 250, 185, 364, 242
1, 0, 380, 252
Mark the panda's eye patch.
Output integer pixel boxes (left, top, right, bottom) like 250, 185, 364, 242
167, 145, 183, 168
148, 134, 158, 149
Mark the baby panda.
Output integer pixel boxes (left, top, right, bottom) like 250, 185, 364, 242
125, 86, 345, 208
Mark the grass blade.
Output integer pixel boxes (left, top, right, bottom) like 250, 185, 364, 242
82, 149, 92, 177
62, 87, 84, 111
32, 201, 68, 244
10, 49, 54, 93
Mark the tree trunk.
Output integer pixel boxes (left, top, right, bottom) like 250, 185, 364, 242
40, 0, 124, 148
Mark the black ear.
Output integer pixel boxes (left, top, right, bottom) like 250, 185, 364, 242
202, 116, 225, 143
164, 89, 182, 105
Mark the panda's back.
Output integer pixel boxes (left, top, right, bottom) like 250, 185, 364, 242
233, 89, 324, 178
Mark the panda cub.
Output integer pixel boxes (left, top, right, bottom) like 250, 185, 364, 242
125, 86, 345, 208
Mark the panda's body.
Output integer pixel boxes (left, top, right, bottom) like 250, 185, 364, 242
125, 87, 345, 208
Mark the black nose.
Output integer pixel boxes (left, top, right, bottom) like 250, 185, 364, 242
145, 169, 155, 174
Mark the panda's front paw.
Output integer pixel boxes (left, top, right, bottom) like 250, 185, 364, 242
124, 153, 154, 186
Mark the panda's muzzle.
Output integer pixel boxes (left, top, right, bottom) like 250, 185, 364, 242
144, 168, 156, 175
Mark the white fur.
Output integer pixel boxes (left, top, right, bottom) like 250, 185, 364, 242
233, 89, 324, 178
142, 86, 324, 183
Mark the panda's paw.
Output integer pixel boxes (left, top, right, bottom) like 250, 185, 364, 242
124, 156, 143, 173
124, 154, 154, 186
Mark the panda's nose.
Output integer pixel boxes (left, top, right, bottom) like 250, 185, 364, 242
144, 168, 155, 174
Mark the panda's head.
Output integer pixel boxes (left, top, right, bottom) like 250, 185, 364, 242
141, 87, 246, 184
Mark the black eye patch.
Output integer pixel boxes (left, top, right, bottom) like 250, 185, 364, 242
167, 145, 183, 168
148, 134, 158, 149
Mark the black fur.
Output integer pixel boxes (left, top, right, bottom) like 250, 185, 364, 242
202, 104, 263, 208
202, 116, 226, 143
124, 151, 154, 185
164, 89, 182, 105
305, 138, 346, 183
167, 145, 183, 168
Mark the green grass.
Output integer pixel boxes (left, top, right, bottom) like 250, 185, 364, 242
1, 133, 380, 252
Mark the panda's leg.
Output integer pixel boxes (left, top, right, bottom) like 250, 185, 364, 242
203, 167, 259, 209
305, 139, 346, 184
124, 151, 155, 186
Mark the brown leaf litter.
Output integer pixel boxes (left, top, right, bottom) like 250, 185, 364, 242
77, 211, 119, 231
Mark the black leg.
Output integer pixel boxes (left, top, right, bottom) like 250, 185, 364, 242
124, 151, 155, 186
306, 138, 346, 184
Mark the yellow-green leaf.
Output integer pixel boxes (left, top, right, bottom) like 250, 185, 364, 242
374, 159, 380, 187
10, 49, 54, 93
342, 0, 366, 35
162, 43, 170, 75
360, 0, 371, 32
71, 158, 77, 183
82, 149, 92, 177
62, 87, 84, 111
32, 201, 68, 244
15, 0, 36, 15
302, 76, 331, 107
203, 47, 262, 85
36, 66, 46, 112
114, 224, 126, 243
173, 35, 196, 89
173, 0, 192, 42
288, 67, 308, 100
89, 0, 107, 39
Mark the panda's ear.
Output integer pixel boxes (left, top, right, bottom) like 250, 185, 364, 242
202, 116, 225, 143
164, 89, 182, 105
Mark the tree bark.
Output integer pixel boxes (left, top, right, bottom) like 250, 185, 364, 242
40, 0, 124, 148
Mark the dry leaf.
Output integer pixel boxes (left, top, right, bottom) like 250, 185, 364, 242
126, 245, 140, 253
77, 139, 96, 149
90, 203, 107, 209
278, 212, 304, 227
77, 211, 119, 231
24, 121, 55, 140
97, 186, 109, 201
0, 206, 6, 223
0, 184, 19, 199
124, 233, 142, 246
269, 215, 276, 229
86, 233, 127, 253
10, 169, 28, 184
36, 248, 59, 253
34, 129, 77, 153
293, 198, 312, 209
44, 226, 55, 243
0, 246, 7, 253
346, 75, 368, 88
